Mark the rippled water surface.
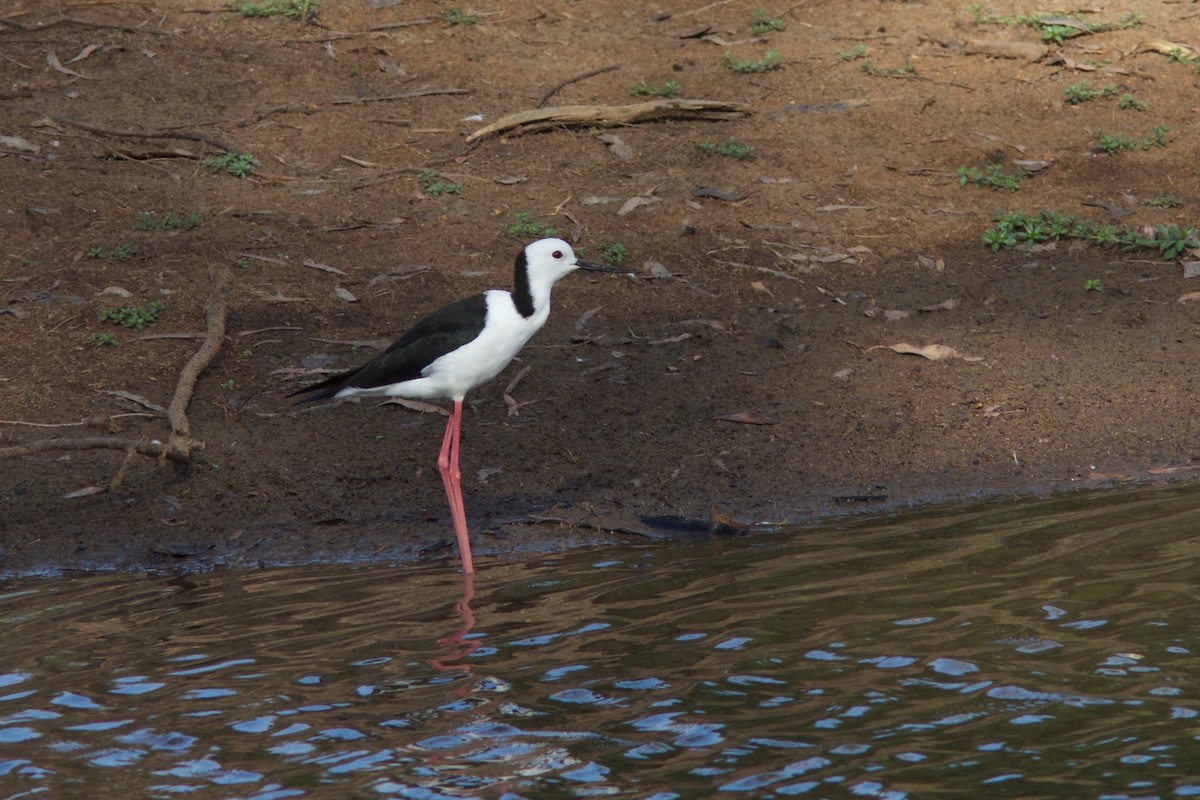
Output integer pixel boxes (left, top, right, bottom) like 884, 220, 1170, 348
3, 484, 1200, 799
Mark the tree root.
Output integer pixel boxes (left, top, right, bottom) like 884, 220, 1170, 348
0, 263, 232, 487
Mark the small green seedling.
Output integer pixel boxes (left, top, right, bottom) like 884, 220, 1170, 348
220, 378, 236, 390
860, 59, 915, 77
598, 243, 628, 265
1142, 123, 1170, 149
723, 51, 782, 73
957, 164, 1025, 191
137, 211, 203, 231
236, 0, 318, 20
445, 8, 477, 25
235, 259, 251, 269
629, 81, 680, 98
836, 43, 868, 61
1156, 225, 1199, 260
1142, 196, 1180, 208
1083, 278, 1104, 292
699, 137, 756, 160
749, 12, 785, 34
201, 152, 258, 179
982, 209, 1198, 261
1118, 93, 1147, 111
1063, 81, 1116, 104
507, 212, 556, 238
1092, 130, 1135, 154
101, 300, 163, 330
86, 243, 137, 260
418, 171, 462, 197
85, 332, 118, 347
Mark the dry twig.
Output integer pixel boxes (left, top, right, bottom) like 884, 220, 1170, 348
466, 98, 750, 143
537, 65, 620, 107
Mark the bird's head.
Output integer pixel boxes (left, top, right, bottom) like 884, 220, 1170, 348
522, 237, 629, 283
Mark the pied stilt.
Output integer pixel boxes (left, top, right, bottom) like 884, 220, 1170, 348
289, 237, 623, 573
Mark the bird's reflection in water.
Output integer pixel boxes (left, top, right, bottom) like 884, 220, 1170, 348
426, 572, 479, 674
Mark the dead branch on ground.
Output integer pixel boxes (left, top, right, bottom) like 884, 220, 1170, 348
0, 264, 232, 488
537, 65, 620, 107
465, 98, 750, 144
35, 112, 246, 156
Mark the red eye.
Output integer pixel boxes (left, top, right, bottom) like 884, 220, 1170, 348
552, 250, 563, 259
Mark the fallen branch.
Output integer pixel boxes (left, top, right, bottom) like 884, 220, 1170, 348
165, 263, 230, 462
537, 65, 620, 107
465, 98, 750, 143
0, 263, 233, 483
37, 112, 246, 156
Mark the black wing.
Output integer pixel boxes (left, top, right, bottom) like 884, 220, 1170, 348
289, 293, 489, 403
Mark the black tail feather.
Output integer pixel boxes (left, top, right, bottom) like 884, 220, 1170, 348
287, 367, 356, 403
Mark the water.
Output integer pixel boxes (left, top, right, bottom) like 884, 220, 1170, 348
2, 484, 1200, 799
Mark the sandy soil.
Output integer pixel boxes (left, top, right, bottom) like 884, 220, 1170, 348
2, 0, 1198, 575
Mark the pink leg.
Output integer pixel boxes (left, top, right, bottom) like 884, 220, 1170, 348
437, 399, 473, 574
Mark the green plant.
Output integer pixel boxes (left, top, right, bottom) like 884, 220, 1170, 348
236, 0, 317, 20
86, 243, 137, 260
18, 257, 38, 268
1063, 81, 1116, 104
1155, 225, 1199, 260
836, 43, 868, 61
1092, 130, 1136, 154
445, 7, 477, 25
201, 152, 258, 179
749, 12, 785, 34
235, 258, 251, 269
860, 59, 915, 77
418, 170, 462, 197
982, 210, 1199, 261
1142, 196, 1180, 208
1117, 92, 1147, 111
101, 300, 163, 330
723, 51, 782, 73
85, 332, 118, 347
137, 211, 202, 231
629, 81, 680, 98
1083, 278, 1104, 292
698, 137, 756, 160
507, 212, 556, 238
957, 163, 1025, 191
220, 378, 236, 390
598, 243, 628, 265
1142, 123, 1170, 149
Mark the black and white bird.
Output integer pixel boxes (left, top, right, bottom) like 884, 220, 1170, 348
289, 237, 623, 574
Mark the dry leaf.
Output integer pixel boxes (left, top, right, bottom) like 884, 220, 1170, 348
596, 133, 633, 160
717, 411, 780, 425
303, 258, 348, 276
66, 44, 101, 64
47, 50, 91, 79
617, 195, 660, 216
334, 287, 358, 303
377, 56, 406, 78
750, 280, 773, 296
62, 485, 106, 499
0, 135, 39, 153
881, 342, 983, 362
1177, 292, 1200, 304
1181, 261, 1200, 279
918, 298, 960, 313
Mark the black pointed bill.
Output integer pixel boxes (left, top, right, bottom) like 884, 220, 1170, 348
576, 259, 631, 274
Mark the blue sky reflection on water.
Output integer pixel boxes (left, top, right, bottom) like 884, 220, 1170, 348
1, 483, 1200, 798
